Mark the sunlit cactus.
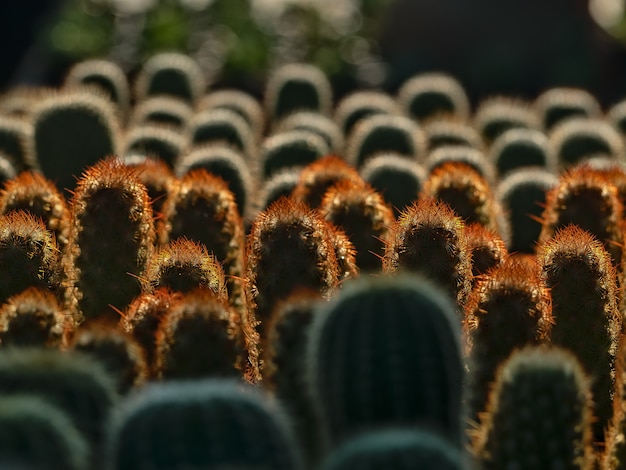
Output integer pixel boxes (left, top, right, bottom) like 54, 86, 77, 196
0, 115, 35, 172
534, 87, 602, 132
122, 155, 177, 218
277, 111, 344, 154
425, 145, 496, 185
490, 128, 551, 177
464, 222, 508, 283
130, 96, 193, 130
123, 125, 187, 168
261, 129, 329, 179
199, 89, 265, 140
473, 97, 540, 145
0, 86, 55, 119
188, 108, 255, 158
423, 119, 483, 152
608, 98, 626, 136
334, 90, 402, 137
0, 154, 17, 186
255, 169, 301, 213
575, 159, 626, 219
329, 224, 359, 283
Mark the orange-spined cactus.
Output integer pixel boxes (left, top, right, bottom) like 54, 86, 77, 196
464, 223, 508, 284
123, 155, 177, 218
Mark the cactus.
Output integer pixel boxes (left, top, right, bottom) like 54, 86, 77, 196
548, 118, 624, 170
334, 90, 402, 137
464, 222, 507, 282
425, 145, 496, 185
464, 256, 552, 420
534, 87, 602, 131
292, 155, 363, 209
122, 155, 176, 217
322, 428, 464, 470
537, 225, 621, 443
0, 170, 71, 250
576, 159, 626, 219
255, 169, 301, 213
346, 114, 427, 169
63, 158, 155, 324
0, 287, 66, 348
383, 197, 472, 310
188, 108, 255, 158
130, 96, 193, 129
603, 334, 626, 469
134, 52, 205, 104
277, 111, 344, 154
359, 153, 425, 217
199, 89, 265, 140
108, 379, 303, 470
496, 168, 558, 253
0, 115, 35, 172
0, 211, 61, 306
70, 325, 149, 395
397, 72, 470, 122
27, 90, 120, 191
0, 395, 88, 470
473, 346, 594, 470
329, 224, 359, 283
608, 98, 626, 136
0, 154, 16, 185
320, 180, 394, 272
261, 129, 329, 179
423, 119, 483, 151
264, 63, 332, 122
123, 125, 187, 168
0, 86, 54, 119
490, 128, 551, 177
473, 97, 540, 145
308, 274, 463, 446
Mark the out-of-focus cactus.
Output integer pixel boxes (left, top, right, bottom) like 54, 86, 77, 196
425, 145, 496, 185
277, 111, 344, 154
464, 222, 508, 283
0, 116, 35, 172
423, 119, 483, 152
255, 169, 301, 213
534, 87, 602, 132
124, 125, 187, 168
490, 128, 551, 177
334, 90, 402, 137
188, 108, 255, 159
261, 130, 329, 180
122, 155, 176, 218
130, 96, 193, 130
473, 97, 540, 145
0, 154, 16, 185
199, 89, 265, 140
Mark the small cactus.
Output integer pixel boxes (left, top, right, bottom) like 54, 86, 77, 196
334, 90, 402, 137
473, 97, 540, 145
278, 111, 344, 154
608, 98, 626, 136
425, 145, 496, 185
130, 96, 193, 129
423, 119, 483, 151
0, 115, 35, 172
188, 108, 255, 158
123, 125, 187, 168
464, 222, 508, 283
534, 87, 602, 132
122, 155, 176, 217
255, 169, 301, 213
199, 89, 265, 140
490, 128, 551, 177
261, 129, 329, 179
0, 154, 17, 185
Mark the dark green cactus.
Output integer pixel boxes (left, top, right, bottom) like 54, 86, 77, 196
0, 115, 36, 172
346, 114, 427, 168
124, 125, 187, 168
277, 111, 344, 154
256, 169, 301, 212
63, 158, 155, 324
464, 222, 508, 283
261, 129, 329, 179
397, 72, 470, 122
534, 87, 602, 132
464, 256, 552, 421
0, 86, 54, 119
130, 96, 193, 129
423, 119, 483, 151
334, 90, 402, 137
608, 99, 626, 136
308, 274, 463, 446
108, 379, 303, 470
322, 429, 464, 470
122, 155, 176, 217
0, 395, 88, 470
134, 52, 205, 104
359, 153, 425, 217
0, 153, 16, 185
199, 89, 265, 140
473, 97, 540, 145
603, 334, 626, 469
537, 225, 621, 444
490, 128, 551, 177
473, 346, 594, 470
188, 108, 255, 158
27, 90, 121, 191
496, 168, 557, 253
425, 146, 496, 185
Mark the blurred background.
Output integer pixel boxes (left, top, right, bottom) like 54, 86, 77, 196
4, 0, 626, 105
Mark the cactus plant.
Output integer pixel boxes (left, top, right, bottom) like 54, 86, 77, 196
123, 125, 187, 168
490, 128, 551, 177
334, 90, 402, 137
261, 129, 329, 179
0, 115, 35, 172
63, 158, 155, 324
464, 222, 508, 283
108, 379, 303, 470
329, 224, 359, 283
308, 274, 463, 446
425, 145, 496, 185
0, 154, 16, 186
423, 119, 483, 151
199, 89, 265, 140
277, 111, 344, 154
608, 98, 626, 136
122, 155, 176, 217
472, 346, 594, 470
603, 334, 626, 469
534, 87, 602, 132
473, 97, 540, 145
188, 108, 255, 158
130, 96, 193, 129
575, 159, 626, 219
255, 169, 301, 213
0, 86, 55, 119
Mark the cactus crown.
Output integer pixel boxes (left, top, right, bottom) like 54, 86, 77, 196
278, 111, 344, 153
490, 128, 551, 176
255, 168, 301, 213
122, 155, 176, 217
334, 90, 402, 137
199, 89, 265, 139
124, 125, 187, 168
130, 96, 193, 129
423, 119, 483, 151
473, 97, 540, 144
189, 108, 255, 158
425, 145, 495, 185
0, 154, 16, 186
534, 87, 601, 131
261, 129, 329, 179
464, 223, 508, 280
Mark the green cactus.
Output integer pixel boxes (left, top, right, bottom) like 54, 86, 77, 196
334, 90, 402, 137
473, 97, 540, 145
255, 169, 301, 213
423, 119, 483, 152
261, 129, 329, 179
603, 334, 626, 469
188, 108, 255, 158
0, 115, 36, 172
490, 128, 551, 177
108, 379, 303, 470
277, 111, 344, 154
608, 99, 626, 136
199, 89, 265, 140
534, 87, 602, 132
0, 153, 16, 185
425, 146, 496, 185
124, 125, 187, 168
130, 96, 193, 129
0, 86, 54, 119
473, 346, 594, 470
307, 274, 463, 446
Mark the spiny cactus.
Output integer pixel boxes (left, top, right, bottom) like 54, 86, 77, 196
346, 114, 427, 168
0, 211, 61, 306
0, 86, 55, 119
473, 97, 540, 145
322, 428, 464, 470
603, 334, 626, 469
134, 52, 205, 104
534, 87, 602, 132
423, 119, 483, 151
329, 224, 359, 283
0, 170, 70, 250
261, 129, 329, 180
277, 111, 344, 154
425, 145, 496, 185
0, 115, 35, 172
308, 274, 464, 446
464, 256, 552, 421
464, 222, 508, 283
27, 90, 120, 191
320, 179, 394, 272
123, 125, 187, 168
576, 159, 626, 219
496, 168, 558, 253
0, 395, 89, 470
199, 89, 265, 140
608, 98, 626, 136
359, 153, 425, 217
130, 96, 193, 129
473, 346, 594, 470
490, 127, 551, 177
0, 287, 66, 348
383, 197, 472, 310
264, 63, 332, 122
188, 108, 255, 158
122, 155, 176, 217
334, 90, 402, 137
64, 159, 155, 325
397, 72, 470, 122
537, 225, 621, 443
0, 154, 16, 185
292, 155, 363, 209
108, 379, 303, 470
547, 118, 625, 170
255, 168, 301, 213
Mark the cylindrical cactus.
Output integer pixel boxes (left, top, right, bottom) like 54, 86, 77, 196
0, 115, 36, 172
534, 87, 602, 132
261, 129, 329, 180
130, 96, 193, 130
333, 90, 402, 137
425, 145, 496, 185
490, 128, 551, 177
464, 222, 508, 283
423, 119, 483, 152
473, 97, 540, 145
188, 108, 255, 158
277, 111, 344, 154
123, 125, 187, 168
122, 155, 176, 218
199, 89, 265, 140
255, 169, 301, 213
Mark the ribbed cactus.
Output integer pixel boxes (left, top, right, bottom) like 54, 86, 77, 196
277, 111, 344, 154
534, 87, 602, 132
134, 52, 205, 104
464, 256, 552, 420
188, 108, 255, 158
473, 346, 594, 470
0, 211, 61, 306
264, 63, 332, 122
537, 225, 621, 443
490, 128, 551, 177
122, 155, 176, 217
63, 158, 155, 324
308, 274, 463, 446
130, 96, 193, 129
397, 72, 470, 122
0, 115, 35, 172
256, 169, 301, 212
548, 118, 624, 170
292, 155, 363, 209
322, 429, 464, 470
0, 287, 65, 348
261, 129, 329, 179
334, 90, 402, 137
199, 89, 265, 140
359, 153, 425, 217
473, 97, 540, 145
27, 90, 120, 191
123, 125, 187, 168
465, 222, 507, 282
423, 119, 483, 151
0, 170, 71, 250
346, 114, 427, 168
383, 197, 472, 310
0, 395, 88, 470
320, 180, 394, 272
425, 145, 496, 185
